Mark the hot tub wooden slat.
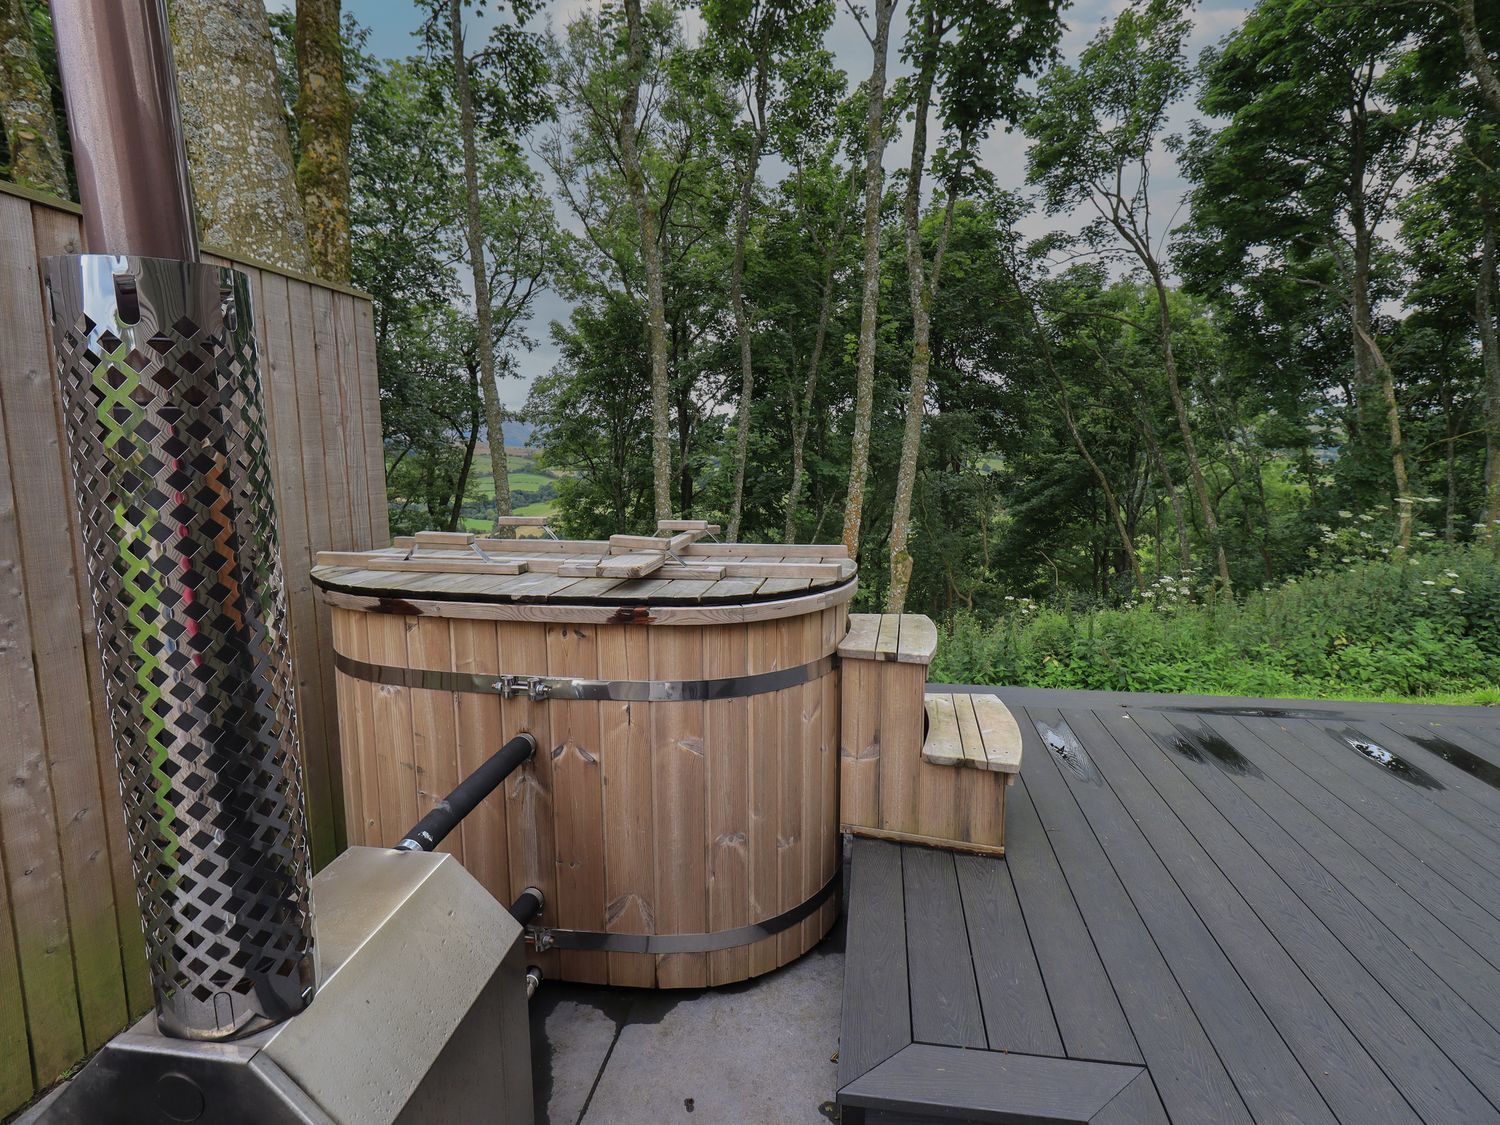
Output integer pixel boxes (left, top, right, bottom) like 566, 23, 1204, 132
548, 623, 609, 985
706, 622, 752, 986
652, 625, 709, 987
500, 623, 560, 980
450, 618, 511, 899
599, 626, 656, 987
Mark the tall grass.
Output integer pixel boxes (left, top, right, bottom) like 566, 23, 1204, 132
929, 543, 1500, 703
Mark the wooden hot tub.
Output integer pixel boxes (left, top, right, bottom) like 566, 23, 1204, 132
312, 523, 855, 988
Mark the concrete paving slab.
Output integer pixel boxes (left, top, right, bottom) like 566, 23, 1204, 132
532, 925, 844, 1125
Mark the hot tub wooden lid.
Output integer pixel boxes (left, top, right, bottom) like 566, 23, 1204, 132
311, 520, 856, 606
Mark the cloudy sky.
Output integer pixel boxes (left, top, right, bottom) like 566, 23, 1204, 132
331, 0, 1251, 409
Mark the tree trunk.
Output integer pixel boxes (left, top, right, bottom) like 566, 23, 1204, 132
785, 172, 856, 544
1057, 386, 1144, 593
726, 63, 769, 542
1457, 0, 1500, 119
841, 0, 897, 559
0, 0, 67, 195
450, 0, 511, 529
621, 0, 673, 522
450, 362, 483, 531
1478, 189, 1500, 543
295, 0, 353, 283
1149, 268, 1230, 587
170, 0, 312, 271
886, 32, 943, 614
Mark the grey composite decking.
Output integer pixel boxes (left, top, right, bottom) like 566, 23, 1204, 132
839, 688, 1500, 1124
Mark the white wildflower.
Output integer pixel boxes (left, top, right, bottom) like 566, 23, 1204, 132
1422, 580, 1436, 586
1450, 587, 1465, 595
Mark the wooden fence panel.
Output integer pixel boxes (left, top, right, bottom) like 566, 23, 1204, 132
0, 182, 389, 1117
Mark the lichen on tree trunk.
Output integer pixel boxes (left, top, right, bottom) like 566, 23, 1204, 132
295, 0, 353, 283
170, 0, 312, 272
0, 0, 67, 195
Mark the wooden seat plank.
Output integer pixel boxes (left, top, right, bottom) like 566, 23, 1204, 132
839, 614, 881, 660
920, 695, 962, 767
972, 693, 1023, 773
875, 615, 901, 660
953, 692, 986, 768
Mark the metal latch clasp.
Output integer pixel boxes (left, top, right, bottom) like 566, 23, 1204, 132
528, 926, 555, 952
492, 675, 552, 701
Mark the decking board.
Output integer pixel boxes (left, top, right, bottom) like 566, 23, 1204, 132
840, 688, 1500, 1124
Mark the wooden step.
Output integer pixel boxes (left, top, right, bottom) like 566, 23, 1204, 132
922, 692, 1022, 777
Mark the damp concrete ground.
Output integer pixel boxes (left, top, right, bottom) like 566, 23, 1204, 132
529, 920, 845, 1125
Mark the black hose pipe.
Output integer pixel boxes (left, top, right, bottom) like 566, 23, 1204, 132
509, 886, 545, 925
395, 732, 537, 853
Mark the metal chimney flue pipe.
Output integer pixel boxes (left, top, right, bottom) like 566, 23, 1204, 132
43, 0, 316, 1041
48, 0, 198, 261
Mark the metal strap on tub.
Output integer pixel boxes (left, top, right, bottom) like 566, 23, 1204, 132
527, 872, 839, 954
333, 652, 837, 702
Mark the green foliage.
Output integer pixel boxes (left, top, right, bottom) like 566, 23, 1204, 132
931, 542, 1500, 701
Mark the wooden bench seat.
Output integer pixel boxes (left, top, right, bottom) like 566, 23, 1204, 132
839, 614, 1018, 855
922, 691, 1022, 775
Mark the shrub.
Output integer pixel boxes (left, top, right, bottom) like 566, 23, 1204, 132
928, 543, 1500, 702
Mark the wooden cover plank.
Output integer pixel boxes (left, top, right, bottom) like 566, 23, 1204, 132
597, 551, 667, 579
839, 838, 910, 1090
902, 846, 985, 1049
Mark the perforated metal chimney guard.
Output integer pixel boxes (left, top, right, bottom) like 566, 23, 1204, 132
42, 253, 316, 1040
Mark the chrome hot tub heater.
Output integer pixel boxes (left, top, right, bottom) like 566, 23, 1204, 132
35, 2, 534, 1121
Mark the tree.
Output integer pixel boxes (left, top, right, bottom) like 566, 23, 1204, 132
0, 0, 66, 195
1027, 0, 1230, 586
170, 0, 312, 271
620, 0, 675, 521
703, 0, 838, 540
841, 0, 898, 559
295, 0, 354, 281
1185, 0, 1427, 552
885, 0, 1061, 611
424, 0, 550, 531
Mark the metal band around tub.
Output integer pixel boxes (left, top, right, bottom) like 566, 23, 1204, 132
527, 872, 839, 955
333, 652, 838, 702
